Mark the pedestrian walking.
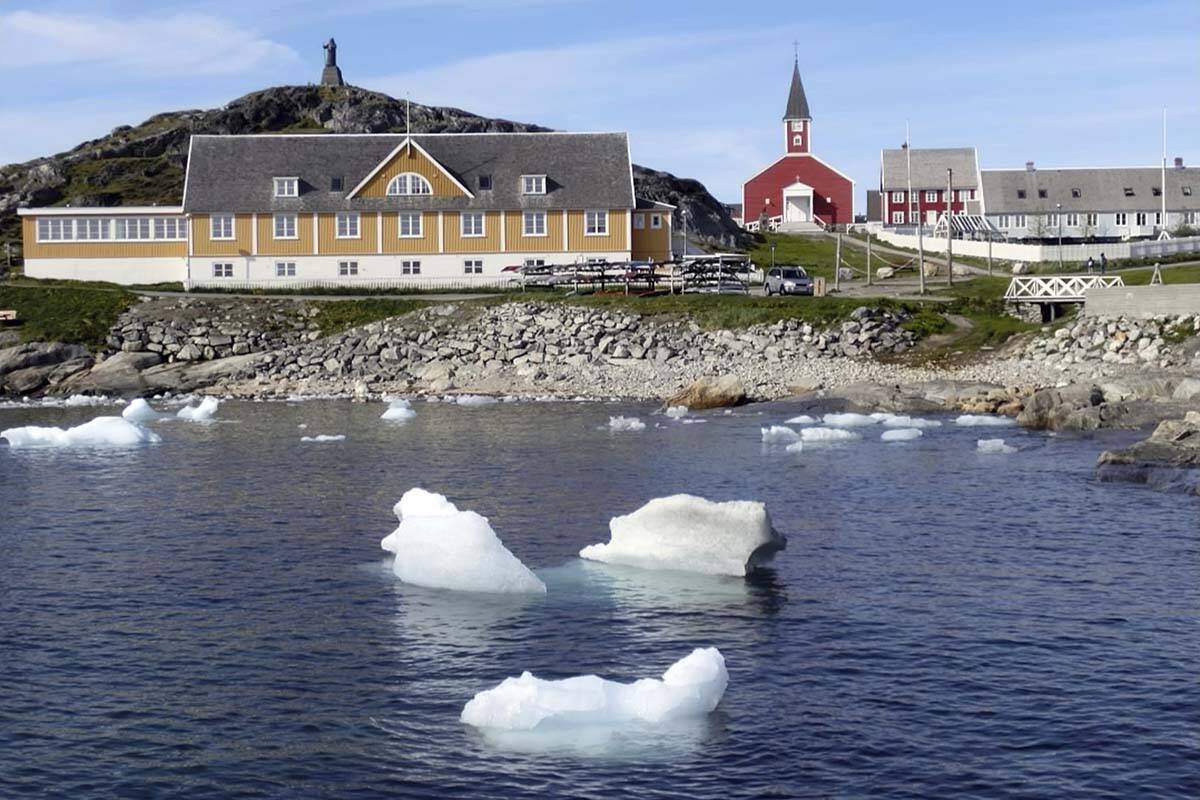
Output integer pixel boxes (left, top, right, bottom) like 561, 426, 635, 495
1086, 256, 1095, 274
1100, 253, 1108, 275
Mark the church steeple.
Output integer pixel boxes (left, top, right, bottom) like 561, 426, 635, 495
782, 57, 811, 155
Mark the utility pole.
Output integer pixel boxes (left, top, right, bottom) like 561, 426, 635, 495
1161, 108, 1169, 238
987, 236, 993, 276
907, 122, 925, 295
1056, 202, 1063, 271
946, 167, 953, 287
834, 232, 842, 291
866, 232, 872, 286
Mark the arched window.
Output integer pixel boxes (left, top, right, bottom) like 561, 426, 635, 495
386, 173, 432, 196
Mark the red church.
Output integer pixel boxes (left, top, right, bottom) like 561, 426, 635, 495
742, 59, 854, 230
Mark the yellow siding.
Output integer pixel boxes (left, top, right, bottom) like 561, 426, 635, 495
317, 213, 378, 254
567, 209, 628, 252
356, 145, 468, 199
505, 210, 565, 253
23, 217, 186, 259
442, 212, 502, 253
381, 212, 439, 254
256, 214, 315, 256
631, 211, 672, 261
192, 214, 253, 257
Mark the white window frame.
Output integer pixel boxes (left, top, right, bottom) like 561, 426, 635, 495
461, 212, 485, 238
925, 191, 937, 203
1013, 214, 1027, 228
650, 213, 663, 230
77, 218, 110, 241
891, 211, 904, 224
521, 175, 546, 195
791, 120, 803, 132
891, 191, 904, 203
273, 177, 298, 198
1185, 211, 1197, 225
212, 262, 234, 278
153, 217, 187, 240
1135, 212, 1147, 226
1047, 213, 1059, 227
463, 258, 483, 275
114, 218, 152, 240
210, 214, 235, 241
401, 260, 421, 275
633, 213, 645, 230
335, 212, 360, 239
1065, 213, 1079, 227
37, 218, 68, 241
792, 134, 803, 147
1115, 212, 1128, 227
584, 210, 608, 236
522, 211, 547, 237
1086, 213, 1098, 226
996, 215, 1008, 228
1154, 211, 1162, 226
524, 258, 546, 267
275, 261, 297, 277
386, 173, 432, 196
274, 213, 297, 240
338, 260, 359, 276
397, 212, 423, 238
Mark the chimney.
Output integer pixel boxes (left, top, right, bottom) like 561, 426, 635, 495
1025, 161, 1035, 172
1175, 156, 1185, 169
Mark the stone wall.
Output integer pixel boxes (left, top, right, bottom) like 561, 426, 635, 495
1021, 314, 1200, 368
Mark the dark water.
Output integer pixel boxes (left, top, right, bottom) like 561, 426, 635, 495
1, 399, 1197, 799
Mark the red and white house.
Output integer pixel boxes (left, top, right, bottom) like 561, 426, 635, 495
742, 59, 854, 230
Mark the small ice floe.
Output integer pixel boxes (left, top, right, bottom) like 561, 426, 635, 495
580, 494, 785, 577
822, 412, 880, 427
977, 438, 1017, 454
664, 405, 688, 420
62, 394, 112, 408
881, 428, 923, 442
800, 427, 861, 442
381, 488, 546, 594
461, 647, 728, 731
1, 416, 161, 449
381, 398, 417, 421
301, 434, 345, 443
298, 423, 308, 430
176, 397, 219, 421
870, 412, 942, 429
122, 398, 166, 423
455, 395, 499, 407
608, 416, 646, 432
785, 414, 816, 425
955, 414, 1015, 427
681, 419, 707, 425
760, 425, 800, 444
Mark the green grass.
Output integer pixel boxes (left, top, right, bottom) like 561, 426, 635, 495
748, 232, 881, 282
900, 308, 953, 337
309, 298, 430, 335
1120, 264, 1200, 286
0, 284, 135, 349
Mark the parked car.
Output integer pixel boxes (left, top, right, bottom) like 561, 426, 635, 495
764, 266, 813, 296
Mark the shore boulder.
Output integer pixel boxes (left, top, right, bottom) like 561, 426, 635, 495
665, 375, 746, 410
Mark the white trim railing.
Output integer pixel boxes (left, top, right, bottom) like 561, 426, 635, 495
1004, 275, 1125, 302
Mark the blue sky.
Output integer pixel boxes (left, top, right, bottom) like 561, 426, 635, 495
3, 0, 1198, 210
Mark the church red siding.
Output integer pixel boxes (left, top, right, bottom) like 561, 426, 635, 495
743, 155, 854, 226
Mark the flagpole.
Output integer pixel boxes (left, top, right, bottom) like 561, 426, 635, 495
907, 121, 925, 295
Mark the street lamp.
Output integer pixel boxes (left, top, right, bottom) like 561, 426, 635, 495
1056, 202, 1063, 271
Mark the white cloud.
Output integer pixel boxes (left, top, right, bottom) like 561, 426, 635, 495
0, 10, 298, 76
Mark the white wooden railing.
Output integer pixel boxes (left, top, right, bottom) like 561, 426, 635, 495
1004, 275, 1125, 302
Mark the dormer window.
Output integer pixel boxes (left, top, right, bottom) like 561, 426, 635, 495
521, 175, 546, 195
1151, 186, 1162, 196
1037, 189, 1047, 198
1184, 186, 1193, 196
386, 173, 432, 196
478, 175, 493, 191
1123, 187, 1135, 196
1017, 190, 1027, 199
274, 177, 298, 197
330, 176, 344, 192
1071, 188, 1081, 198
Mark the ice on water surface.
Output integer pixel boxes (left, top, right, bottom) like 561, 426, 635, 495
664, 405, 688, 420
1, 416, 161, 449
822, 412, 880, 427
608, 416, 645, 432
460, 647, 728, 731
977, 438, 1017, 454
580, 494, 785, 577
760, 425, 800, 444
881, 428, 923, 442
122, 398, 165, 422
870, 412, 942, 429
800, 427, 861, 442
176, 397, 219, 421
955, 414, 1015, 427
301, 434, 345, 442
380, 488, 545, 594
381, 399, 416, 420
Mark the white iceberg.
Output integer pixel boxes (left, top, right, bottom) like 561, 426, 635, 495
955, 414, 1015, 427
881, 428, 923, 442
62, 394, 112, 407
121, 398, 166, 422
176, 397, 219, 421
822, 412, 880, 427
664, 405, 688, 420
381, 398, 417, 421
461, 647, 728, 731
800, 427, 861, 442
977, 438, 1017, 454
1, 416, 162, 449
381, 488, 546, 594
608, 416, 645, 432
456, 394, 499, 406
760, 425, 800, 444
870, 413, 943, 429
580, 494, 785, 577
301, 434, 345, 442
785, 414, 816, 425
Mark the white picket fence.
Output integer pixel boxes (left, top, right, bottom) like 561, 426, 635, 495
874, 231, 1200, 264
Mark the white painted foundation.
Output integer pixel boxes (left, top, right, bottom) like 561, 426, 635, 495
24, 257, 188, 285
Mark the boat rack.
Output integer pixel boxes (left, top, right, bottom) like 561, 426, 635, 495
504, 254, 757, 295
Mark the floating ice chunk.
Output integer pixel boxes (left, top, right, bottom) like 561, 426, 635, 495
608, 416, 646, 432
381, 488, 546, 594
176, 397, 219, 421
870, 412, 942, 429
381, 398, 417, 421
760, 425, 800, 444
456, 395, 499, 406
301, 434, 345, 443
977, 438, 1017, 454
461, 647, 728, 731
298, 423, 308, 429
1, 416, 161, 449
785, 440, 803, 453
63, 394, 111, 407
122, 398, 165, 422
681, 419, 707, 425
785, 414, 816, 425
955, 414, 1015, 427
665, 405, 688, 420
801, 427, 861, 442
580, 494, 785, 577
822, 412, 880, 427
881, 428, 923, 442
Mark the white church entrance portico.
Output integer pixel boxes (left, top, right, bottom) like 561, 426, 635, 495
782, 181, 813, 223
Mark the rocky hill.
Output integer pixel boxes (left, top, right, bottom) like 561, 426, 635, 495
0, 84, 746, 252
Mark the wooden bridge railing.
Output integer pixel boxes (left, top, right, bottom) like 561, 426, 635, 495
1003, 275, 1125, 303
